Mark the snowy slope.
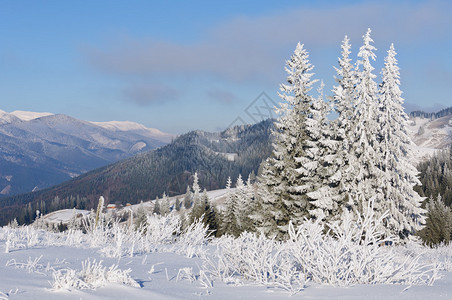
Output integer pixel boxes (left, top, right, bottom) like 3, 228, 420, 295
10, 110, 54, 121
408, 114, 452, 162
41, 209, 90, 225
1, 219, 452, 299
91, 120, 174, 143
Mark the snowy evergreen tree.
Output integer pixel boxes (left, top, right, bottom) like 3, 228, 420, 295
192, 172, 201, 208
234, 174, 246, 231
201, 188, 218, 235
160, 192, 171, 217
256, 43, 318, 240
221, 176, 239, 236
377, 43, 425, 238
183, 185, 192, 209
240, 174, 257, 233
153, 196, 160, 215
188, 172, 204, 224
347, 28, 385, 217
234, 174, 256, 234
330, 35, 358, 214
134, 201, 148, 229
418, 194, 452, 246
175, 198, 181, 211
303, 82, 341, 222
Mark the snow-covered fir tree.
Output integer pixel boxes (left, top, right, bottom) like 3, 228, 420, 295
330, 35, 358, 214
183, 185, 192, 209
256, 43, 318, 239
234, 174, 247, 231
175, 198, 181, 211
201, 188, 218, 235
418, 194, 452, 246
160, 192, 171, 217
192, 172, 201, 206
242, 175, 257, 233
153, 196, 160, 215
234, 174, 256, 234
221, 176, 239, 236
189, 172, 203, 223
303, 82, 342, 222
347, 28, 385, 216
377, 43, 425, 238
134, 201, 147, 228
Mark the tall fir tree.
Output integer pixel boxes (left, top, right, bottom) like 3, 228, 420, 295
221, 176, 239, 236
234, 174, 247, 231
175, 198, 181, 211
418, 194, 452, 246
201, 188, 218, 235
153, 196, 160, 215
330, 35, 357, 214
241, 174, 257, 233
183, 185, 192, 209
348, 28, 385, 216
377, 43, 425, 238
256, 43, 318, 239
160, 192, 171, 217
189, 172, 203, 224
303, 82, 341, 222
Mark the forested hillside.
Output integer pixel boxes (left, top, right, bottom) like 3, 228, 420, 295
0, 119, 273, 225
415, 147, 452, 206
410, 107, 452, 119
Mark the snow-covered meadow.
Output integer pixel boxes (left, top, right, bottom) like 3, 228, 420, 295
1, 210, 452, 299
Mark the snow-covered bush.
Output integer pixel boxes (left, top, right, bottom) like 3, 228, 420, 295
175, 217, 210, 258
1, 226, 44, 252
52, 259, 139, 290
287, 207, 439, 286
203, 232, 306, 294
203, 202, 440, 293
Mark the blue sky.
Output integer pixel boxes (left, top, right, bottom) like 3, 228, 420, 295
0, 0, 451, 133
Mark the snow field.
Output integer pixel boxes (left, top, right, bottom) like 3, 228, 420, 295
1, 210, 452, 299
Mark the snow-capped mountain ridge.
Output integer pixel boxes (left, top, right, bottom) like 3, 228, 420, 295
0, 109, 172, 196
0, 109, 173, 142
10, 110, 54, 121
91, 120, 173, 143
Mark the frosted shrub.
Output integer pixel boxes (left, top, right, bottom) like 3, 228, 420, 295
98, 213, 183, 257
98, 222, 132, 258
6, 255, 48, 275
203, 202, 440, 294
52, 259, 140, 290
399, 241, 452, 272
203, 232, 307, 294
287, 206, 439, 286
1, 226, 44, 252
137, 214, 181, 254
175, 217, 210, 258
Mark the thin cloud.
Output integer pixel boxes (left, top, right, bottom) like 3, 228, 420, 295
122, 84, 179, 106
404, 101, 447, 113
84, 1, 451, 83
206, 89, 238, 105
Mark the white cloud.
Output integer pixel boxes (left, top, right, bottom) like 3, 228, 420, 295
122, 84, 179, 106
85, 1, 451, 84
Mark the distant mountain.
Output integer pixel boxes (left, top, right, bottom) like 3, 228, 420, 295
0, 109, 172, 196
2, 106, 451, 226
409, 107, 452, 119
407, 107, 452, 162
0, 119, 274, 225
